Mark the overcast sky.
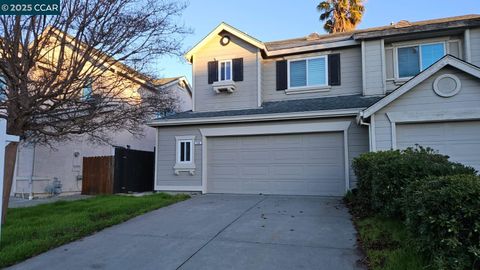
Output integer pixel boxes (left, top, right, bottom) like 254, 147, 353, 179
154, 0, 480, 83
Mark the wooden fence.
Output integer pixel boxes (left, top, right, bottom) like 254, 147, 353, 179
82, 156, 114, 195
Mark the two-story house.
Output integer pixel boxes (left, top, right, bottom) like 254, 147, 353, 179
10, 28, 192, 197
149, 15, 480, 196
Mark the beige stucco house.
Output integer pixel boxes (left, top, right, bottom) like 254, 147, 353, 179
10, 29, 192, 197
150, 15, 480, 196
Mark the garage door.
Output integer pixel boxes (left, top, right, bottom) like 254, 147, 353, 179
397, 121, 480, 171
206, 132, 345, 196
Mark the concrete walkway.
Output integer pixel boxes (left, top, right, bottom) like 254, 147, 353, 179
8, 194, 364, 270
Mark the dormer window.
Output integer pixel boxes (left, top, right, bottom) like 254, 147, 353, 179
219, 60, 232, 81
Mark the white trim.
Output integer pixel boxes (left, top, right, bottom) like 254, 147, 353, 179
201, 136, 207, 193
362, 55, 480, 118
149, 108, 363, 127
174, 136, 196, 175
287, 55, 328, 90
218, 60, 232, 81
266, 40, 359, 57
380, 39, 387, 94
154, 129, 159, 189
386, 109, 480, 151
433, 74, 461, 97
361, 41, 366, 95
343, 129, 350, 190
257, 49, 262, 107
199, 121, 351, 137
386, 109, 480, 123
185, 22, 265, 62
155, 185, 203, 192
199, 121, 352, 194
191, 62, 196, 111
465, 29, 471, 62
370, 114, 376, 151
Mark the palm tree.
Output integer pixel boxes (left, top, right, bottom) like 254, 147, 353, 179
318, 0, 365, 33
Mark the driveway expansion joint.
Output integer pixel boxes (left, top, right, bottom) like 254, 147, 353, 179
175, 196, 267, 270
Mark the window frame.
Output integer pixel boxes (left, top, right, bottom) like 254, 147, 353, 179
177, 139, 193, 164
395, 41, 446, 79
174, 135, 196, 175
287, 55, 328, 89
218, 59, 232, 81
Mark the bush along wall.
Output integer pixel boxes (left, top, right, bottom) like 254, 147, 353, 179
351, 146, 479, 269
351, 146, 476, 218
404, 174, 480, 269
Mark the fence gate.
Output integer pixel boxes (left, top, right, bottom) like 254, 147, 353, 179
82, 156, 114, 195
113, 148, 154, 193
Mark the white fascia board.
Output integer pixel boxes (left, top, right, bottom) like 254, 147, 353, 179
362, 55, 480, 118
185, 22, 265, 62
148, 108, 363, 127
265, 40, 359, 57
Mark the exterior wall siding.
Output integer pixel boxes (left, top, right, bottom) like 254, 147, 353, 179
363, 40, 385, 96
373, 66, 480, 150
471, 27, 480, 67
261, 47, 363, 102
155, 117, 369, 190
193, 34, 259, 112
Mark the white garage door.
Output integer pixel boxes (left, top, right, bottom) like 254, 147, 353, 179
397, 121, 480, 171
206, 132, 345, 196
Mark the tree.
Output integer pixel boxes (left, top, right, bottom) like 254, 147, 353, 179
0, 0, 188, 223
317, 0, 365, 33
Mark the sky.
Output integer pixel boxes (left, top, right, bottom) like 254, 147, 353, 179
155, 0, 480, 82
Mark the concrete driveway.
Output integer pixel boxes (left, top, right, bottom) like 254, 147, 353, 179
9, 194, 364, 270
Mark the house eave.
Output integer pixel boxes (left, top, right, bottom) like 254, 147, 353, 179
148, 108, 363, 127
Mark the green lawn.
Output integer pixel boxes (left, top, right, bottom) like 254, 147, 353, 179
355, 216, 428, 270
0, 193, 189, 268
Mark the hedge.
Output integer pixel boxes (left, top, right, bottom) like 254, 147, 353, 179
351, 146, 476, 218
404, 174, 480, 269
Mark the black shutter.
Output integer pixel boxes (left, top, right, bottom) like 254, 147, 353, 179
328, 54, 341, 86
232, 58, 243, 81
276, 60, 288, 90
207, 61, 218, 84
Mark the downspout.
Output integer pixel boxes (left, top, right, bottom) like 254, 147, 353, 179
28, 143, 36, 200
357, 112, 373, 152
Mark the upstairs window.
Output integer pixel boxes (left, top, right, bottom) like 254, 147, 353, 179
397, 42, 445, 78
288, 56, 327, 88
219, 60, 232, 81
82, 78, 93, 100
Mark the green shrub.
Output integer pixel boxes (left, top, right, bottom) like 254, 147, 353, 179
404, 174, 480, 269
352, 146, 476, 218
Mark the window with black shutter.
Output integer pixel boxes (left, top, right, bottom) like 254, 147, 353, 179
208, 61, 218, 84
232, 58, 243, 81
328, 54, 341, 86
276, 60, 288, 90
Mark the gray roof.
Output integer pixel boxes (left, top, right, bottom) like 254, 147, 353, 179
158, 94, 382, 120
264, 14, 480, 51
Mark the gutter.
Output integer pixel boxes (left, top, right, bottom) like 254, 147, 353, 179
148, 108, 365, 127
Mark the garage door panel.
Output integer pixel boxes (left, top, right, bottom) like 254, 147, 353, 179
397, 121, 480, 171
207, 132, 345, 196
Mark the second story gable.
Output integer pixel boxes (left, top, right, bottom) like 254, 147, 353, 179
186, 15, 480, 113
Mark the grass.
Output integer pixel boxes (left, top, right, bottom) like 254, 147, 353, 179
355, 216, 428, 270
0, 193, 189, 268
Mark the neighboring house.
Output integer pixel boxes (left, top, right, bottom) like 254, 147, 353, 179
13, 76, 191, 197
9, 28, 193, 197
149, 15, 480, 196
